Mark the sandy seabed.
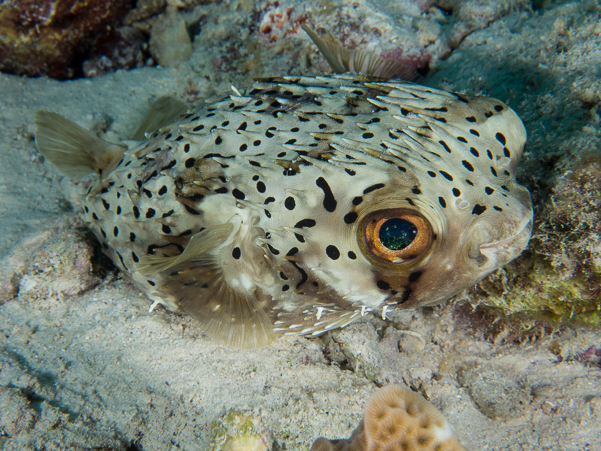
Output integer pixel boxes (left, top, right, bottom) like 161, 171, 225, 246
1, 0, 600, 450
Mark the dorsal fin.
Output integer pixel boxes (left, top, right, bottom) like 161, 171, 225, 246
302, 24, 417, 80
138, 224, 276, 349
35, 111, 126, 179
131, 96, 188, 140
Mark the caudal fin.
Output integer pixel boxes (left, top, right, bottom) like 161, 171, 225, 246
302, 24, 417, 80
35, 111, 126, 179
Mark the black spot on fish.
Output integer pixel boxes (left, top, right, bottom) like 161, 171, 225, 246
400, 288, 412, 304
162, 224, 171, 234
352, 196, 363, 205
377, 280, 390, 290
344, 212, 358, 224
439, 197, 447, 208
363, 183, 385, 194
462, 160, 475, 172
440, 171, 453, 181
316, 177, 337, 212
348, 251, 357, 260
183, 204, 201, 215
133, 206, 140, 218
472, 205, 487, 215
232, 247, 241, 259
291, 261, 308, 289
285, 197, 296, 210
326, 245, 340, 260
495, 132, 506, 145
232, 189, 245, 200
409, 271, 422, 283
295, 219, 316, 228
439, 141, 451, 153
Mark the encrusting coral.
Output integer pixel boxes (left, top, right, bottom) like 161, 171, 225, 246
310, 385, 466, 451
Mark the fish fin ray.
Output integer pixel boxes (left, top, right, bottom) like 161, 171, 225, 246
35, 111, 125, 179
137, 223, 275, 349
136, 223, 234, 275
131, 96, 188, 140
302, 24, 417, 80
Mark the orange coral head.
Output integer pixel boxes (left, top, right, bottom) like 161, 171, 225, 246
362, 385, 466, 451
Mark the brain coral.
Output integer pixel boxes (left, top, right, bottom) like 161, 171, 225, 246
311, 385, 465, 451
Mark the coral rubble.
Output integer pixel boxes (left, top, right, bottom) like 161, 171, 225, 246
310, 385, 465, 451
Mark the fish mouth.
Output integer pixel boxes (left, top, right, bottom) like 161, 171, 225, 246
480, 217, 533, 252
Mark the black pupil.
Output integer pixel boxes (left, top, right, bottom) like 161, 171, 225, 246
379, 218, 417, 251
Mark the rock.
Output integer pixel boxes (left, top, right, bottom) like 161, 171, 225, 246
0, 0, 134, 79
457, 362, 531, 420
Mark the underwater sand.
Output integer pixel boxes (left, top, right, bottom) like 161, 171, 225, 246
1, 0, 600, 449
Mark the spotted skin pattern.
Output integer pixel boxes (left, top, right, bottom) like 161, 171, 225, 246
79, 75, 532, 348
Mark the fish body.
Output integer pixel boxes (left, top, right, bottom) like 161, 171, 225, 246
36, 75, 533, 348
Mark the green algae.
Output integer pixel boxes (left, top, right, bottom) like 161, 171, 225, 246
473, 157, 601, 327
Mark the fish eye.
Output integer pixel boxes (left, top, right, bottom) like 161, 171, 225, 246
362, 209, 432, 263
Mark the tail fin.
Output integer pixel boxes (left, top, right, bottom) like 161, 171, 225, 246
35, 111, 126, 179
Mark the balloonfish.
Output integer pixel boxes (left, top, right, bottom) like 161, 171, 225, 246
35, 73, 532, 349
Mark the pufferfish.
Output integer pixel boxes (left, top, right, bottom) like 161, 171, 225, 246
35, 73, 532, 349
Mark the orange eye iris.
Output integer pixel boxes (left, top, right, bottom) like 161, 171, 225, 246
363, 210, 432, 263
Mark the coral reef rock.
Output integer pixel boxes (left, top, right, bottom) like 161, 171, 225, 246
0, 216, 99, 305
0, 0, 134, 79
209, 410, 272, 451
310, 384, 466, 451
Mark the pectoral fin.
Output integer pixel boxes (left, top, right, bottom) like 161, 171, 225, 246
35, 111, 126, 179
131, 96, 188, 140
137, 223, 276, 349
